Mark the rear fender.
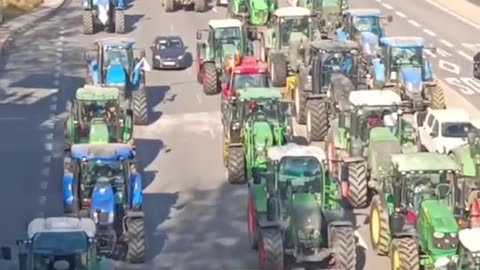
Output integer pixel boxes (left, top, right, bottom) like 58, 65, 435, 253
131, 60, 143, 90
65, 116, 77, 142
63, 173, 74, 206
130, 173, 143, 209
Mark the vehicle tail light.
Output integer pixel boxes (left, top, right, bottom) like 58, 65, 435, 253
82, 199, 91, 207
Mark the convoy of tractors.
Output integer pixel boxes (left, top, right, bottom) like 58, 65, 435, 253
2, 0, 480, 269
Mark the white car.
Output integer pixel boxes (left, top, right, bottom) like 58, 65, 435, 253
414, 108, 473, 153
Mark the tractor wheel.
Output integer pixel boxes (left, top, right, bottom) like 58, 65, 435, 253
390, 238, 420, 270
202, 62, 219, 95
247, 194, 260, 250
133, 87, 148, 125
427, 84, 446, 109
369, 195, 390, 255
294, 75, 307, 124
164, 0, 175, 12
194, 0, 206, 12
331, 227, 356, 270
258, 228, 284, 270
227, 147, 246, 184
126, 218, 145, 264
82, 11, 94, 35
347, 162, 368, 208
114, 9, 125, 34
269, 53, 287, 87
306, 99, 328, 142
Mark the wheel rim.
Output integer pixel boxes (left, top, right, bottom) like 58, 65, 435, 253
295, 86, 300, 116
259, 241, 266, 269
371, 206, 380, 246
248, 196, 256, 241
392, 246, 400, 270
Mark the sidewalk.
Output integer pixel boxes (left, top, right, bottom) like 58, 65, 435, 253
0, 0, 65, 54
430, 0, 480, 26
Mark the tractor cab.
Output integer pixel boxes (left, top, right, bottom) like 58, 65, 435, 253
338, 9, 392, 56
267, 7, 312, 51
65, 85, 133, 150
0, 217, 104, 270
222, 56, 269, 101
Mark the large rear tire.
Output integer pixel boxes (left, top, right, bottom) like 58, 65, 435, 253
347, 162, 368, 208
133, 87, 148, 125
259, 228, 284, 270
390, 238, 420, 270
114, 9, 125, 34
82, 11, 94, 35
203, 62, 219, 95
269, 53, 287, 87
331, 227, 356, 270
306, 99, 328, 142
427, 84, 446, 109
369, 195, 390, 255
227, 147, 246, 184
126, 218, 145, 264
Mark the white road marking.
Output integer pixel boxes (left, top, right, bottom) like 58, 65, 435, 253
440, 39, 454, 48
37, 195, 47, 204
408, 19, 421, 27
44, 143, 53, 151
40, 181, 48, 190
354, 231, 368, 250
423, 29, 437, 36
424, 49, 437, 58
196, 93, 203, 104
375, 0, 380, 2
42, 155, 52, 163
45, 133, 53, 140
424, 0, 480, 30
458, 50, 472, 60
395, 11, 407, 18
49, 103, 57, 111
382, 3, 393, 9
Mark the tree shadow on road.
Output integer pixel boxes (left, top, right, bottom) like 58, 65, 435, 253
134, 138, 169, 189
146, 85, 171, 124
125, 14, 147, 34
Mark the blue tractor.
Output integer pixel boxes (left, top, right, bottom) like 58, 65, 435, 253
63, 143, 145, 264
369, 36, 445, 112
82, 0, 125, 34
336, 8, 392, 69
85, 37, 149, 125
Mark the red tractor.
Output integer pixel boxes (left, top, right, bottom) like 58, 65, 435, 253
220, 56, 268, 119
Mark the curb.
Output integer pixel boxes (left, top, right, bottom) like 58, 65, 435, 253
0, 0, 68, 55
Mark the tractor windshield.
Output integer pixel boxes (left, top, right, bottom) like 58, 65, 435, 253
80, 100, 119, 123
232, 73, 268, 90
391, 46, 422, 69
280, 16, 310, 47
441, 122, 473, 138
279, 157, 322, 178
352, 16, 381, 35
32, 232, 89, 255
244, 99, 283, 123
321, 52, 355, 81
404, 172, 449, 213
103, 47, 130, 72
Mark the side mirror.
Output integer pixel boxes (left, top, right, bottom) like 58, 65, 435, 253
387, 15, 393, 23
1, 247, 12, 260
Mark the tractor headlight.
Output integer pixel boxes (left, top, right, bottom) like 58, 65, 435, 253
155, 55, 161, 60
434, 232, 445, 238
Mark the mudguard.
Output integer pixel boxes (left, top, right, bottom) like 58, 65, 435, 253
91, 183, 115, 226
63, 173, 74, 207
130, 173, 143, 208
450, 146, 476, 177
335, 29, 348, 43
106, 64, 127, 86
371, 58, 385, 82
131, 67, 142, 90
252, 183, 267, 213
423, 57, 433, 81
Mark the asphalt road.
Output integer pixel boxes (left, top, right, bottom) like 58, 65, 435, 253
2, 0, 480, 269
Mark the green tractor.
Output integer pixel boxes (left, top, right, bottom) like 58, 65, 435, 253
262, 6, 313, 87
223, 87, 292, 184
297, 0, 348, 38
250, 143, 356, 269
227, 0, 278, 32
325, 90, 411, 208
64, 85, 133, 151
369, 152, 462, 269
0, 217, 114, 270
196, 19, 252, 95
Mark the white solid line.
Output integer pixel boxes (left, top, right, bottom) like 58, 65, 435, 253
196, 93, 203, 104
395, 11, 407, 18
440, 39, 454, 48
423, 29, 437, 36
424, 0, 480, 30
458, 50, 472, 60
382, 3, 393, 9
408, 19, 421, 27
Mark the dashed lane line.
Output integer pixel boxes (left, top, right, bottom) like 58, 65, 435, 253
423, 28, 437, 36
382, 3, 393, 9
408, 19, 421, 27
395, 11, 407, 18
440, 39, 454, 48
458, 50, 472, 60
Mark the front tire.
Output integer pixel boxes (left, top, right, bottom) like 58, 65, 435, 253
227, 147, 246, 184
331, 227, 356, 270
369, 195, 390, 255
259, 228, 284, 270
114, 9, 125, 34
202, 62, 219, 95
427, 84, 446, 109
126, 218, 145, 264
347, 162, 368, 208
306, 99, 328, 142
133, 87, 148, 125
390, 238, 420, 270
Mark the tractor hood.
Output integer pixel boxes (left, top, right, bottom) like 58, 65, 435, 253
421, 200, 459, 233
400, 66, 423, 99
252, 121, 274, 165
89, 122, 110, 144
106, 63, 127, 87
91, 181, 115, 226
459, 228, 480, 252
292, 193, 322, 245
360, 32, 379, 55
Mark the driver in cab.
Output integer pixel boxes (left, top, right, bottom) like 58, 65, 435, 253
34, 254, 85, 270
410, 174, 449, 213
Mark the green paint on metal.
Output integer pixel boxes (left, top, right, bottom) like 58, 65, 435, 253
421, 200, 459, 233
75, 85, 120, 101
237, 87, 283, 101
88, 122, 110, 144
